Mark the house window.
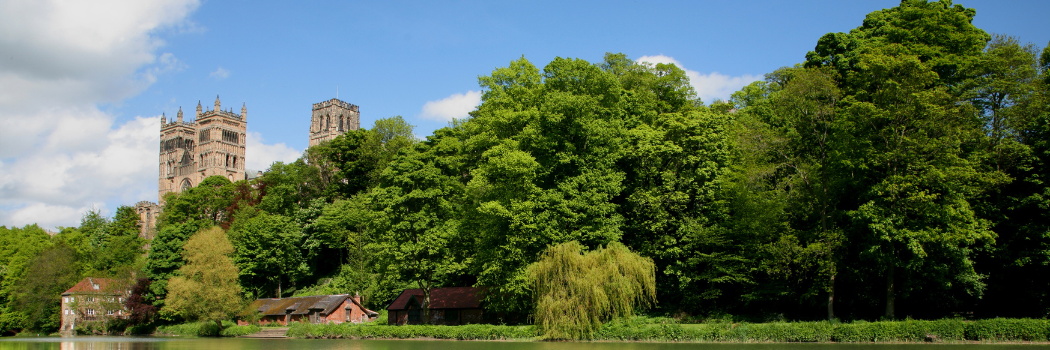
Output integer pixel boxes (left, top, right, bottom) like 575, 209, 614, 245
446, 309, 459, 323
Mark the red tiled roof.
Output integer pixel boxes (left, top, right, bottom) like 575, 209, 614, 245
387, 287, 481, 310
62, 277, 129, 296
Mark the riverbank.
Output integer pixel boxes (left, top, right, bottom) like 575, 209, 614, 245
286, 318, 1050, 343
154, 321, 261, 337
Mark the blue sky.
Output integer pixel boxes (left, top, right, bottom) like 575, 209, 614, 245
1, 0, 1048, 229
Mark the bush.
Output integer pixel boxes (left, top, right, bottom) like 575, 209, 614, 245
154, 320, 252, 337
286, 322, 538, 340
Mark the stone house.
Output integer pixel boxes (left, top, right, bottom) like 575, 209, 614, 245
60, 277, 131, 335
387, 287, 485, 325
239, 294, 377, 326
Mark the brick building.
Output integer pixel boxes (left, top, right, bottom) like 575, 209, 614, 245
60, 278, 131, 336
240, 294, 377, 326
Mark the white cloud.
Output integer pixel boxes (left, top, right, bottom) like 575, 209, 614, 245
209, 66, 230, 80
245, 132, 301, 172
0, 0, 200, 230
420, 91, 482, 121
637, 55, 762, 104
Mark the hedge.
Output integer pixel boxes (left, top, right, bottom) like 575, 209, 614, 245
286, 322, 538, 340
154, 321, 260, 337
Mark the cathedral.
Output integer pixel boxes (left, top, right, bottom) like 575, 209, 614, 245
135, 96, 359, 238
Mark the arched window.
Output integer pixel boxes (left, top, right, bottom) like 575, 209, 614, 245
180, 178, 192, 192
326, 115, 331, 130
339, 116, 344, 131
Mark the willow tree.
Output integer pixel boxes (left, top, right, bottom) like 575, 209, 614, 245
528, 241, 655, 340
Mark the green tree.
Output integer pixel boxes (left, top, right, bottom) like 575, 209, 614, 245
228, 210, 307, 298
158, 176, 236, 228
165, 227, 243, 329
806, 0, 1000, 319
528, 241, 655, 339
11, 241, 80, 332
0, 225, 54, 332
367, 134, 467, 324
145, 220, 209, 303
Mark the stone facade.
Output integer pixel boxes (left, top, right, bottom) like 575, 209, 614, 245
158, 95, 247, 204
133, 201, 159, 240
309, 98, 359, 147
60, 278, 131, 336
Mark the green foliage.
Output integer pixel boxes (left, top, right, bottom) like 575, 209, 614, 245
158, 175, 237, 228
164, 227, 243, 324
286, 322, 538, 340
11, 241, 80, 332
145, 219, 208, 301
228, 209, 307, 298
154, 320, 254, 337
528, 241, 656, 339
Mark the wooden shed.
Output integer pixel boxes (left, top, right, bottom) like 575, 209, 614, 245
386, 287, 485, 325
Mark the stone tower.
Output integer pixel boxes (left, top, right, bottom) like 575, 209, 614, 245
309, 98, 360, 147
158, 95, 247, 204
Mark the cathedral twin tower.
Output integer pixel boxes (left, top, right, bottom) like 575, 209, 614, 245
153, 95, 359, 203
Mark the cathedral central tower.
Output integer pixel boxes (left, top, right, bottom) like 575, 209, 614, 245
309, 98, 359, 147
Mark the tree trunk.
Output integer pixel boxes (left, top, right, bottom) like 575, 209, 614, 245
885, 265, 896, 319
828, 273, 836, 320
422, 287, 431, 325
215, 319, 224, 332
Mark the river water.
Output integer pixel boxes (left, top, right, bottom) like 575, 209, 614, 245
1, 338, 1048, 350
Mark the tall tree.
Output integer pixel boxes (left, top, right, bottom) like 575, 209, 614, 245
367, 132, 467, 324
228, 210, 307, 298
165, 227, 243, 329
806, 0, 999, 319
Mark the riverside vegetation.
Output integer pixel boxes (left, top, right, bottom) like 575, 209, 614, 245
1, 0, 1049, 341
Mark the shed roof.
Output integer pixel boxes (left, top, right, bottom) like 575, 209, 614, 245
62, 277, 129, 296
387, 287, 482, 310
250, 295, 348, 316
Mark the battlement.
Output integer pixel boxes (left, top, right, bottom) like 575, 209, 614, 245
313, 98, 359, 112
135, 200, 156, 207
200, 108, 244, 120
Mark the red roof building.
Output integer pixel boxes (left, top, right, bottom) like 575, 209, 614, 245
386, 287, 486, 325
239, 294, 378, 326
60, 277, 132, 336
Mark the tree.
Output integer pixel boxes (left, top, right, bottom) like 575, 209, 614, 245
806, 0, 999, 319
367, 134, 467, 324
110, 206, 142, 237
12, 241, 80, 332
165, 227, 243, 329
145, 220, 208, 303
228, 210, 307, 298
528, 241, 655, 340
124, 278, 157, 325
158, 176, 236, 228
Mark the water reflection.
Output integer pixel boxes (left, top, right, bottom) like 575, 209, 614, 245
0, 338, 1048, 350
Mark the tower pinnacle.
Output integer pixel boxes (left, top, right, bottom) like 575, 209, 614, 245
241, 102, 247, 120
214, 95, 221, 111
196, 101, 202, 117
